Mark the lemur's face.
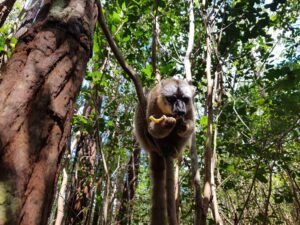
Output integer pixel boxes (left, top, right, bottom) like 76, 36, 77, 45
157, 79, 195, 118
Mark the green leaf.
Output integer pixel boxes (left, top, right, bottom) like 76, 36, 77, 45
111, 25, 116, 34
141, 64, 152, 79
112, 12, 121, 22
123, 35, 130, 42
270, 14, 278, 21
255, 171, 268, 183
122, 1, 126, 10
107, 120, 114, 127
200, 116, 208, 126
226, 164, 235, 172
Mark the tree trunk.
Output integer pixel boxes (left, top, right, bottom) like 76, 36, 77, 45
174, 158, 181, 224
0, 0, 16, 27
116, 141, 141, 225
190, 133, 205, 225
211, 125, 223, 225
203, 27, 214, 222
54, 169, 68, 225
0, 1, 97, 224
65, 94, 102, 225
91, 177, 104, 225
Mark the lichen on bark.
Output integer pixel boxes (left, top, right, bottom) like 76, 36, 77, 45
0, 182, 20, 224
48, 0, 96, 37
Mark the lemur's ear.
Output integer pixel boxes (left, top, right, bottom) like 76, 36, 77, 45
191, 85, 197, 98
184, 79, 197, 97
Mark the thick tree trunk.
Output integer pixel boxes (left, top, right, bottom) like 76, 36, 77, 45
0, 1, 97, 224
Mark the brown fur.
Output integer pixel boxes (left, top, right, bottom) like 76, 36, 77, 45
134, 78, 195, 225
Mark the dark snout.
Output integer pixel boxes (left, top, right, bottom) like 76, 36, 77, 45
173, 100, 186, 117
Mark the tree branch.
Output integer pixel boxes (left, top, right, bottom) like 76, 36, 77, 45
236, 162, 260, 224
184, 0, 195, 82
203, 21, 213, 219
96, 0, 146, 111
0, 0, 16, 27
211, 117, 223, 225
151, 0, 161, 82
183, 1, 205, 224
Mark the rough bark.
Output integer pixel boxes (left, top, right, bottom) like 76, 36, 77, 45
0, 0, 97, 224
65, 94, 102, 225
65, 133, 97, 225
116, 141, 141, 225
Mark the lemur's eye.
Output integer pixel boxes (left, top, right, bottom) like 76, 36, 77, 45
182, 97, 190, 104
166, 96, 176, 104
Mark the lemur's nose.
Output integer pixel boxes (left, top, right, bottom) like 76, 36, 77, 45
173, 100, 186, 116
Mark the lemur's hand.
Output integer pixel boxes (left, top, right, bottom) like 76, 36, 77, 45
176, 117, 187, 132
149, 115, 176, 128
176, 118, 194, 137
